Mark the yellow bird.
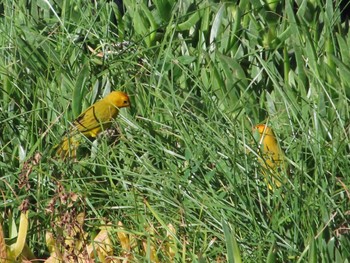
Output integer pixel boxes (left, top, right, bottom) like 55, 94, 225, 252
253, 124, 287, 190
56, 91, 130, 159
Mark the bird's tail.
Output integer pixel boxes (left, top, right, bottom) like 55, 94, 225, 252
54, 135, 80, 160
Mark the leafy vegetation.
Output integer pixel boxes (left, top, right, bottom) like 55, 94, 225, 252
1, 0, 349, 261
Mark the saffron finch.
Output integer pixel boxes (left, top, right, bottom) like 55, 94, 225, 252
253, 124, 287, 190
56, 91, 130, 159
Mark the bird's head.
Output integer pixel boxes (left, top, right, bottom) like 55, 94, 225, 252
254, 124, 274, 137
107, 91, 131, 108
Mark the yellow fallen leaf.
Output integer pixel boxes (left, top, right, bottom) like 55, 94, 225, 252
165, 224, 177, 259
9, 210, 29, 259
87, 223, 113, 261
0, 221, 7, 262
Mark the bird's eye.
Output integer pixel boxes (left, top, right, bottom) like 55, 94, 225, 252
124, 100, 128, 104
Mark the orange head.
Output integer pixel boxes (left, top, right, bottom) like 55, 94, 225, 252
254, 124, 274, 137
253, 124, 282, 159
105, 91, 131, 108
253, 124, 279, 153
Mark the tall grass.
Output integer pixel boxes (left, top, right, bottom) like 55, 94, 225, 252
1, 0, 349, 261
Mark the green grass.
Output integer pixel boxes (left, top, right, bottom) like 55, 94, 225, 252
1, 0, 350, 262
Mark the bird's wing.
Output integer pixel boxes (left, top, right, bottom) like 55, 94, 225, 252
69, 101, 118, 137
